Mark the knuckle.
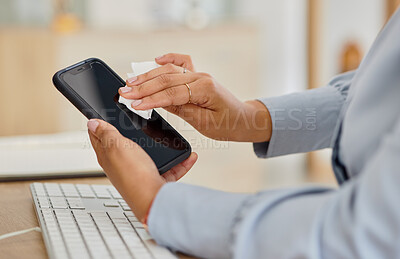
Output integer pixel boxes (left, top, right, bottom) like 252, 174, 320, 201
184, 54, 192, 62
164, 87, 176, 99
135, 84, 143, 94
146, 95, 164, 106
198, 72, 211, 78
165, 63, 175, 71
137, 73, 147, 82
202, 77, 215, 90
145, 95, 155, 103
204, 80, 217, 96
158, 74, 171, 86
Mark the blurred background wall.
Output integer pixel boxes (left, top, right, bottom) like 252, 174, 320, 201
0, 0, 398, 192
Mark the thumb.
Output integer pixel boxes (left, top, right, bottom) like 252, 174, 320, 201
155, 53, 195, 72
87, 119, 121, 143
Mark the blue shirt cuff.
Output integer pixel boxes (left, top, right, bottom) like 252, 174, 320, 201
147, 182, 250, 258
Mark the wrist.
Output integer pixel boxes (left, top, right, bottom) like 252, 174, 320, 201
141, 193, 156, 228
242, 100, 272, 142
117, 172, 164, 222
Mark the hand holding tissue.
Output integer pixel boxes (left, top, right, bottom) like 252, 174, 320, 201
118, 61, 161, 119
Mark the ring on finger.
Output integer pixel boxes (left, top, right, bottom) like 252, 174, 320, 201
185, 83, 192, 104
183, 67, 187, 74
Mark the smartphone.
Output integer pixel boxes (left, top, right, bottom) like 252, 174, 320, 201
52, 58, 191, 174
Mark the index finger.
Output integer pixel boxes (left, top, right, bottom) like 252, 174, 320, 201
120, 72, 200, 100
126, 63, 185, 87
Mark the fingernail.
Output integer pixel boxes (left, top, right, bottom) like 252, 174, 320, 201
131, 99, 142, 107
87, 120, 99, 133
127, 76, 137, 84
155, 55, 164, 60
119, 87, 132, 93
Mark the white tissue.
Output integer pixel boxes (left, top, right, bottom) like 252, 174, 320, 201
118, 61, 161, 119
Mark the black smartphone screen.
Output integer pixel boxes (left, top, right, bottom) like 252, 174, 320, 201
59, 60, 190, 173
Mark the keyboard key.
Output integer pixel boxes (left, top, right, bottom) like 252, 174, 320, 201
136, 228, 152, 241
44, 183, 63, 197
107, 211, 125, 219
103, 200, 119, 207
60, 184, 80, 197
92, 185, 112, 199
108, 187, 123, 199
131, 221, 145, 229
118, 200, 128, 206
37, 197, 50, 208
76, 184, 96, 198
66, 198, 85, 209
124, 211, 135, 217
136, 229, 177, 259
33, 183, 46, 196
90, 212, 109, 218
50, 197, 68, 209
127, 215, 139, 222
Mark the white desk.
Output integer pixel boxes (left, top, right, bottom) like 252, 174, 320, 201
0, 131, 103, 180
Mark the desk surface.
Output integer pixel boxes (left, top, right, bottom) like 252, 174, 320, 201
0, 177, 192, 259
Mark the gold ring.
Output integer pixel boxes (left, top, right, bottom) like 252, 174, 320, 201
185, 83, 192, 104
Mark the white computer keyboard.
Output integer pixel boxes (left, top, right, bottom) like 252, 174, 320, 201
30, 183, 176, 259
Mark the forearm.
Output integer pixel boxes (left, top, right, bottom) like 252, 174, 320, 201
253, 71, 355, 158
147, 182, 335, 258
148, 147, 400, 259
232, 71, 355, 145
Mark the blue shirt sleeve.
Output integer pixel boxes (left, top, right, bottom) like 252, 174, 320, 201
148, 115, 400, 259
147, 183, 250, 258
254, 71, 355, 158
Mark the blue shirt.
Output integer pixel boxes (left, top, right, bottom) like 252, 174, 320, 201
147, 8, 400, 259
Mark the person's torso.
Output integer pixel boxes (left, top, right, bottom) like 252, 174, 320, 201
332, 8, 400, 183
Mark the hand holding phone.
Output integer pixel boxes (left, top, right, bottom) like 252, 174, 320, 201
86, 118, 197, 221
52, 58, 192, 174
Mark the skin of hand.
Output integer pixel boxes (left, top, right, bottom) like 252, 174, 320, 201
87, 119, 198, 222
119, 53, 272, 142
